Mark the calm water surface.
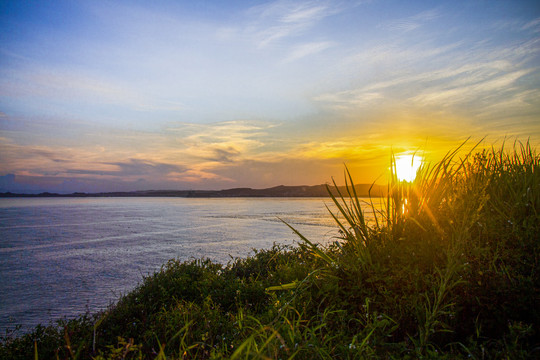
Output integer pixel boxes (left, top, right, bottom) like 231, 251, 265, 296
0, 197, 376, 333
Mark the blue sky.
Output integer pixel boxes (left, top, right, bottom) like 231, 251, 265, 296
1, 0, 539, 193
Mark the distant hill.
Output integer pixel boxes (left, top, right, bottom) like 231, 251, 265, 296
0, 184, 387, 198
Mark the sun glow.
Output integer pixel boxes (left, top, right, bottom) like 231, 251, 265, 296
394, 154, 423, 182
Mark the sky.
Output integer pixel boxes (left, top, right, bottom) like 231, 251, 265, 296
1, 0, 539, 193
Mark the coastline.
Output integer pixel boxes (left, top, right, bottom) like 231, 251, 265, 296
0, 183, 387, 198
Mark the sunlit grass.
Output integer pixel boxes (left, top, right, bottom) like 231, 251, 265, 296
1, 140, 539, 359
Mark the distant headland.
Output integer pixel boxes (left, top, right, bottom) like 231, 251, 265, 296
0, 184, 386, 198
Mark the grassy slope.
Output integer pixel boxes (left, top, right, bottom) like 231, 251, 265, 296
1, 142, 539, 359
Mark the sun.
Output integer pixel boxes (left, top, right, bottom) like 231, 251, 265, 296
394, 154, 423, 182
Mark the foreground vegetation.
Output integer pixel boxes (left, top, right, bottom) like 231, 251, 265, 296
1, 141, 539, 359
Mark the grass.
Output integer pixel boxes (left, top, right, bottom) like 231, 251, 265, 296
1, 140, 539, 359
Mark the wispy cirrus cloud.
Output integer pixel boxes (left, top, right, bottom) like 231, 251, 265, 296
409, 69, 532, 107
244, 0, 341, 48
380, 9, 440, 32
522, 17, 540, 32
314, 26, 540, 118
0, 63, 187, 117
282, 41, 334, 63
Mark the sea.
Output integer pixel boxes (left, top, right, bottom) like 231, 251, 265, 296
0, 197, 377, 334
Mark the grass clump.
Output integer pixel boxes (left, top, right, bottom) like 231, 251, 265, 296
1, 140, 539, 359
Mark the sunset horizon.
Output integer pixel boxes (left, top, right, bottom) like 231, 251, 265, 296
1, 0, 539, 194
